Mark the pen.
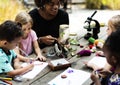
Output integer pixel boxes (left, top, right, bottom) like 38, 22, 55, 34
0, 77, 12, 81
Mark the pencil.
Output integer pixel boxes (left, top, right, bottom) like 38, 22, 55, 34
0, 77, 12, 81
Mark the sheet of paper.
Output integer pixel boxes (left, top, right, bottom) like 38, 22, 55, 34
51, 58, 69, 66
48, 67, 90, 85
88, 57, 107, 68
21, 61, 48, 79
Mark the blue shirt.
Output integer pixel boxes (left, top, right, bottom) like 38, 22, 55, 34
0, 48, 17, 73
104, 73, 120, 85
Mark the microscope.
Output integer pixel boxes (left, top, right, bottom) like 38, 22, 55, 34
84, 11, 100, 40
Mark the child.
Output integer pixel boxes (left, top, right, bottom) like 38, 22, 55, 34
91, 29, 120, 85
86, 15, 120, 71
15, 12, 46, 62
0, 20, 34, 77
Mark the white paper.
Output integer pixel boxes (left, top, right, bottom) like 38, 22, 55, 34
48, 67, 90, 85
88, 57, 107, 68
51, 58, 69, 66
21, 61, 48, 79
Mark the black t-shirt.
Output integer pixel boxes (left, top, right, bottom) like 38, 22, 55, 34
29, 8, 69, 38
29, 8, 69, 48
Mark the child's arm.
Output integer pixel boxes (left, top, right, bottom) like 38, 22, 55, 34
97, 63, 112, 78
7, 58, 34, 77
13, 57, 21, 69
33, 40, 46, 61
84, 61, 101, 71
14, 47, 30, 62
16, 53, 30, 62
103, 62, 112, 71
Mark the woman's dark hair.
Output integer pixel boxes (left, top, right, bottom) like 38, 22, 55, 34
34, 0, 52, 9
103, 29, 120, 66
0, 20, 23, 42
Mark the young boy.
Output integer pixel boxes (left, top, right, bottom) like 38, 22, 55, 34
0, 20, 34, 77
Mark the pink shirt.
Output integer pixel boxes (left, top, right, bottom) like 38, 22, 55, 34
20, 30, 38, 56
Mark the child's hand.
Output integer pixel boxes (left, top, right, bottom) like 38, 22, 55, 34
83, 61, 101, 70
91, 71, 100, 83
27, 63, 34, 71
97, 68, 112, 78
96, 51, 105, 57
21, 62, 34, 73
26, 58, 35, 63
36, 55, 46, 62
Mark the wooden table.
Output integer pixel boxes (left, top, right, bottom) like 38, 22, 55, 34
12, 27, 107, 85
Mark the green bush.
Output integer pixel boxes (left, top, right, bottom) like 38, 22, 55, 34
86, 0, 120, 9
0, 0, 25, 24
104, 0, 120, 9
86, 0, 102, 9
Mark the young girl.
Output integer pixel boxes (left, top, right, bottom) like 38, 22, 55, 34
91, 29, 120, 85
15, 12, 46, 62
0, 20, 34, 77
86, 15, 120, 71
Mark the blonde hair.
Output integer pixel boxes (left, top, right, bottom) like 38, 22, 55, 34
15, 12, 33, 25
109, 15, 120, 32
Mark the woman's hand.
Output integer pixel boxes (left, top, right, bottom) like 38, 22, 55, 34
39, 35, 57, 45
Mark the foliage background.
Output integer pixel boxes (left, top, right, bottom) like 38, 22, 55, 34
0, 0, 119, 24
0, 0, 25, 24
86, 0, 120, 9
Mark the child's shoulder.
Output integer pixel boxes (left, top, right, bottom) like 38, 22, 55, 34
0, 48, 2, 51
108, 73, 120, 84
0, 48, 4, 53
30, 30, 36, 34
30, 30, 37, 38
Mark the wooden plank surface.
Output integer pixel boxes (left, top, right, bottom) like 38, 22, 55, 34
12, 46, 74, 85
29, 27, 107, 85
12, 26, 107, 85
